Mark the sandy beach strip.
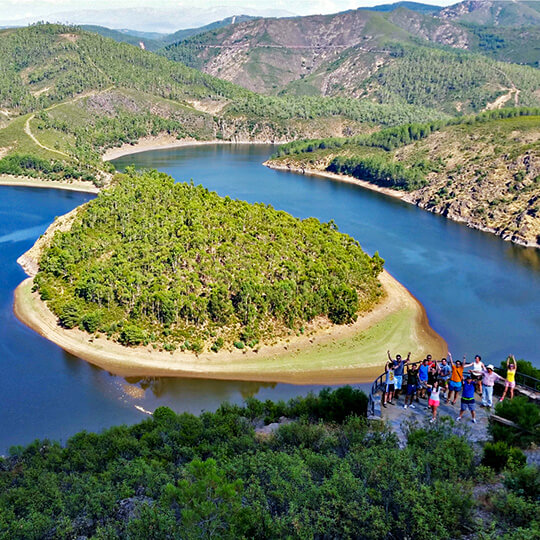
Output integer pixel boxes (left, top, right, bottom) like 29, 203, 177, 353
14, 270, 446, 384
101, 136, 278, 162
263, 161, 408, 201
0, 174, 100, 193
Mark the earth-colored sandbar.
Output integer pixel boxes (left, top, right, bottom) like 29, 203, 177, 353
263, 161, 409, 202
14, 269, 446, 384
10, 143, 446, 384
0, 174, 99, 193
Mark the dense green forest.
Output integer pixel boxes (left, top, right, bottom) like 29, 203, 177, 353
1, 387, 538, 539
35, 170, 384, 352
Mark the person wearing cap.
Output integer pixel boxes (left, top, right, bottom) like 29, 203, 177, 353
387, 350, 411, 402
456, 373, 477, 424
481, 363, 504, 408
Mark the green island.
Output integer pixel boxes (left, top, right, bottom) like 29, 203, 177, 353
1, 388, 539, 539
34, 170, 383, 353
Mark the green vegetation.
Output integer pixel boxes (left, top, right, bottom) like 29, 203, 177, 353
272, 107, 540, 191
225, 94, 449, 125
35, 170, 383, 352
0, 153, 98, 184
1, 388, 538, 539
366, 45, 540, 113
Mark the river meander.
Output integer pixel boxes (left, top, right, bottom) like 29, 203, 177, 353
1, 143, 539, 451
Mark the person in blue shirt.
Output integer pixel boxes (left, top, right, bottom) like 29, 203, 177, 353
456, 374, 477, 424
417, 358, 430, 399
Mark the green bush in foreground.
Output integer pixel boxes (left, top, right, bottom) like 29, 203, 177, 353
0, 388, 537, 539
36, 170, 383, 351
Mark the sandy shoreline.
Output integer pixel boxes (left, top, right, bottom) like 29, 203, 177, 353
14, 271, 446, 384
0, 174, 100, 193
8, 137, 447, 383
101, 136, 278, 162
263, 161, 407, 201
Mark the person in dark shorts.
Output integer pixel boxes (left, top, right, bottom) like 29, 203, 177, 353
403, 364, 418, 409
456, 374, 477, 424
417, 358, 430, 399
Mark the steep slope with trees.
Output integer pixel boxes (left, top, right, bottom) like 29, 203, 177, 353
160, 6, 540, 111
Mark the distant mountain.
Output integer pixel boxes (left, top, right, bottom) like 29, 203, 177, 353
80, 26, 163, 51
360, 2, 441, 14
2, 6, 293, 33
163, 15, 257, 46
81, 17, 258, 52
438, 0, 540, 27
160, 8, 540, 114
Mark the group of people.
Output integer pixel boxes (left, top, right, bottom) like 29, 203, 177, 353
382, 351, 518, 423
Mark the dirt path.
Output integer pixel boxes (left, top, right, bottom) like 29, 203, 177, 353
486, 68, 521, 110
24, 114, 71, 158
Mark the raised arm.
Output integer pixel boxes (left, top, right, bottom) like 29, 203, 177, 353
387, 350, 392, 362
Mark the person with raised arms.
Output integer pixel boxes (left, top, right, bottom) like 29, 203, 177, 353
446, 352, 464, 405
500, 355, 518, 402
465, 355, 485, 394
387, 350, 411, 402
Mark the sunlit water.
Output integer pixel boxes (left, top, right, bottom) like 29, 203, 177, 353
1, 143, 538, 451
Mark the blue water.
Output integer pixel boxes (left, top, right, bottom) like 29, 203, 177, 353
0, 143, 538, 451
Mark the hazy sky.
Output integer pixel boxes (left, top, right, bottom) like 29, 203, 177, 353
0, 0, 458, 23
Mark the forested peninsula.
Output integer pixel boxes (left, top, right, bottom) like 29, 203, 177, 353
14, 170, 445, 381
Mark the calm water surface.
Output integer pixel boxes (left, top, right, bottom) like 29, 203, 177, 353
1, 143, 538, 451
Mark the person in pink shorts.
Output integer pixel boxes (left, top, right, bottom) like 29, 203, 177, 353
427, 380, 441, 423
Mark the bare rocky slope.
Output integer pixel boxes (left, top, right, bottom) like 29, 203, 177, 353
160, 5, 540, 114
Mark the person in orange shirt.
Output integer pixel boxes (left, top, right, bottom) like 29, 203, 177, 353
447, 352, 464, 405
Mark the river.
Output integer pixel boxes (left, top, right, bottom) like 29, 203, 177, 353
1, 143, 538, 451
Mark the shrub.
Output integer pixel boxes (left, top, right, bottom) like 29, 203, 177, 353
490, 397, 540, 447
81, 311, 102, 333
119, 324, 146, 346
482, 441, 526, 471
58, 302, 80, 329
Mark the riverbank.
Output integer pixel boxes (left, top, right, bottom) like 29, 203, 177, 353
13, 198, 446, 383
263, 161, 408, 201
0, 174, 100, 193
264, 161, 540, 250
14, 270, 446, 384
101, 136, 278, 162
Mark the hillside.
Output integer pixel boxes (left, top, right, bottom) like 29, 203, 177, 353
160, 8, 540, 112
438, 0, 540, 27
34, 170, 384, 353
0, 24, 451, 186
1, 389, 538, 538
267, 109, 540, 247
